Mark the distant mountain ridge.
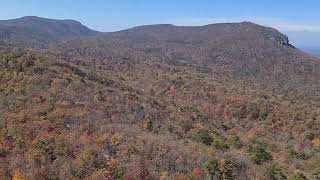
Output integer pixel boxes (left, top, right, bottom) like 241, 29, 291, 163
0, 16, 100, 46
300, 46, 320, 58
0, 16, 318, 95
55, 21, 318, 97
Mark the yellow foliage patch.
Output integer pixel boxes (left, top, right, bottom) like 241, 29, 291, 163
111, 132, 124, 146
12, 170, 26, 180
159, 171, 170, 180
312, 139, 320, 147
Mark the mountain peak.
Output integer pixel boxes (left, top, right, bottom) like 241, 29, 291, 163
3, 16, 83, 26
20, 15, 43, 19
0, 16, 100, 46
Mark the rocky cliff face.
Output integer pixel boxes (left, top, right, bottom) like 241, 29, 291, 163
269, 34, 295, 47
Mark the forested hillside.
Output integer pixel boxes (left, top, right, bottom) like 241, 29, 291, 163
0, 18, 319, 179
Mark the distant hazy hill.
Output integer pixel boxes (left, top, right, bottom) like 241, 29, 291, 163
0, 16, 99, 47
284, 31, 320, 58
300, 46, 320, 58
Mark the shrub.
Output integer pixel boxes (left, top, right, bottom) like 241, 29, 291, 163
211, 134, 243, 151
305, 132, 315, 140
15, 136, 26, 150
104, 158, 125, 180
218, 159, 234, 180
48, 157, 73, 179
74, 148, 107, 178
311, 158, 320, 179
288, 170, 307, 180
211, 137, 230, 151
159, 171, 170, 180
192, 167, 202, 180
146, 120, 154, 132
203, 158, 237, 180
312, 139, 320, 148
127, 158, 149, 179
313, 170, 320, 180
12, 170, 26, 180
266, 164, 286, 180
0, 147, 7, 158
203, 159, 219, 179
196, 113, 208, 123
286, 146, 307, 160
111, 133, 124, 146
226, 135, 242, 148
192, 129, 212, 146
247, 142, 272, 164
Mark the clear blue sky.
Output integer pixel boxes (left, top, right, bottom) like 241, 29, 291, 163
1, 0, 320, 32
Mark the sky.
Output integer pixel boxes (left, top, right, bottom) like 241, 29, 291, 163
0, 0, 320, 49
